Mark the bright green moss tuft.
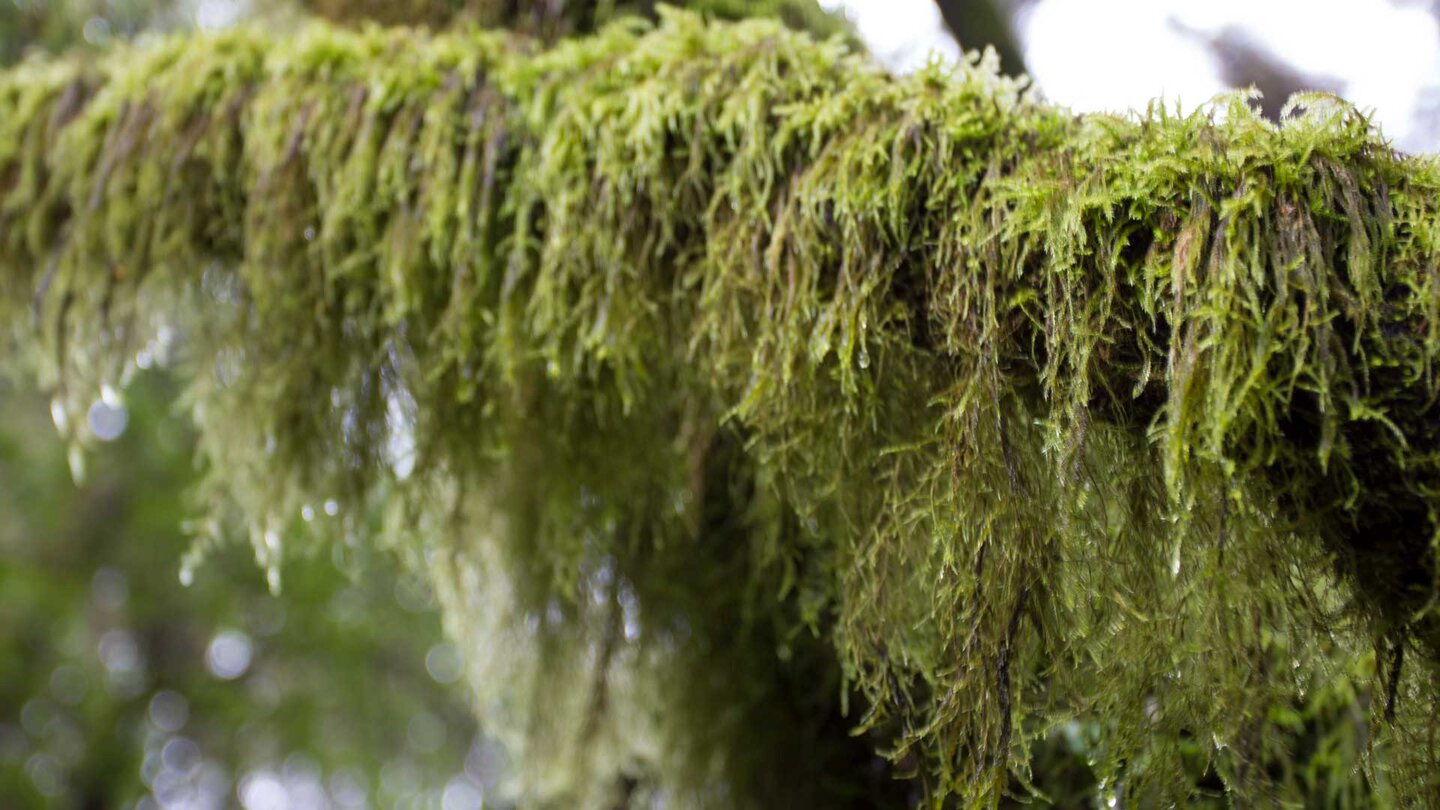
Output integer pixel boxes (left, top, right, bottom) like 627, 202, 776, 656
3, 11, 1439, 806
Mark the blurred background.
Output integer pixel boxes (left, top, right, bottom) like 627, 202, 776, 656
0, 370, 492, 810
0, 1, 1434, 809
833, 0, 1440, 152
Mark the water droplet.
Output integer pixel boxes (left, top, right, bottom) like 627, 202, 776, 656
301, 505, 315, 522
323, 499, 340, 516
857, 345, 870, 369
148, 690, 189, 733
239, 770, 288, 810
425, 643, 464, 684
179, 567, 194, 587
87, 399, 128, 442
265, 566, 282, 595
330, 769, 367, 809
620, 582, 641, 642
162, 736, 202, 778
98, 629, 142, 675
49, 398, 68, 433
82, 16, 110, 45
67, 445, 86, 484
26, 752, 64, 797
206, 630, 253, 679
386, 390, 417, 481
441, 777, 483, 810
303, 227, 316, 241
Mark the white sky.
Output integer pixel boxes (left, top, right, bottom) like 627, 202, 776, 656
825, 0, 1440, 152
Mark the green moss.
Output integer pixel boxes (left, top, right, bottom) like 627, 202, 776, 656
3, 11, 1439, 806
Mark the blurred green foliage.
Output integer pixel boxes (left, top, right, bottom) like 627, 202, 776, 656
0, 372, 484, 809
0, 0, 181, 65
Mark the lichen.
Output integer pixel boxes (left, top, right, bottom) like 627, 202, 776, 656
3, 10, 1439, 806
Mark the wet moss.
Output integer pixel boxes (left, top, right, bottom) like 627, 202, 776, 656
2, 12, 1439, 806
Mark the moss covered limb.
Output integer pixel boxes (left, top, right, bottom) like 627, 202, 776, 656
4, 12, 1440, 805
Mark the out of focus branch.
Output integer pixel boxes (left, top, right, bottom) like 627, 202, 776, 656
932, 0, 1029, 76
1173, 22, 1343, 121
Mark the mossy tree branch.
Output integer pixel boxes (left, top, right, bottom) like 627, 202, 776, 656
3, 11, 1439, 806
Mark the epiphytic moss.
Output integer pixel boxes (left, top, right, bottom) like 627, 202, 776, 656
3, 9, 1439, 806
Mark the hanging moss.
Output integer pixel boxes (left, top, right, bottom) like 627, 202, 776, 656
3, 10, 1440, 806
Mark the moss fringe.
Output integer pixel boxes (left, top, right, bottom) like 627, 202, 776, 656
3, 11, 1440, 806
